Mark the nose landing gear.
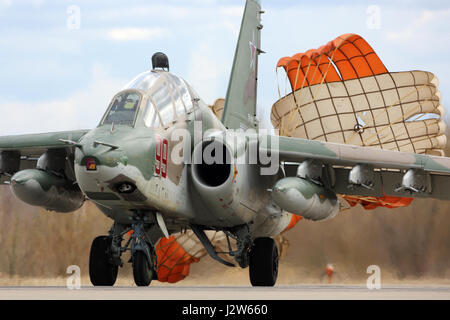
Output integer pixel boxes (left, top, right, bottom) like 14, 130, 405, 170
132, 250, 154, 286
129, 218, 157, 287
89, 217, 159, 287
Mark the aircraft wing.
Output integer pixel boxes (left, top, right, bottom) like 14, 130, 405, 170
259, 135, 450, 201
0, 130, 90, 183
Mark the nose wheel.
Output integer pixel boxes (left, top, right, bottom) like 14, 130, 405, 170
130, 217, 158, 287
132, 250, 154, 286
89, 236, 119, 286
249, 237, 279, 287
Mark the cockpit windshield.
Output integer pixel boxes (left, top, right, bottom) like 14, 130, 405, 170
102, 91, 141, 126
101, 71, 197, 128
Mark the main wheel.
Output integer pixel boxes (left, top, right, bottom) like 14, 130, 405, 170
89, 236, 118, 286
249, 237, 279, 287
132, 250, 154, 287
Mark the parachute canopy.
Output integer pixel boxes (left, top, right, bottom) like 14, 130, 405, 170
272, 33, 448, 210
155, 230, 233, 283
272, 34, 446, 156
209, 98, 225, 120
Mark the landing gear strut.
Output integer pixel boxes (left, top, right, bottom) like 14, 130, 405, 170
89, 216, 159, 287
249, 237, 279, 287
130, 217, 157, 287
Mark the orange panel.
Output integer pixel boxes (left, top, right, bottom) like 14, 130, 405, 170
284, 214, 302, 231
277, 34, 388, 91
155, 236, 199, 283
343, 195, 413, 210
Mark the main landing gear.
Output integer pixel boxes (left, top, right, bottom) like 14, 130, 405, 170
89, 217, 158, 287
89, 236, 118, 286
191, 224, 279, 287
249, 237, 279, 287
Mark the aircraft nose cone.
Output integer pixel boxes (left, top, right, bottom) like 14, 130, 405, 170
75, 140, 127, 170
11, 177, 22, 185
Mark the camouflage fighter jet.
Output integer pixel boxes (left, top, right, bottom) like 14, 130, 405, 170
1, 0, 450, 287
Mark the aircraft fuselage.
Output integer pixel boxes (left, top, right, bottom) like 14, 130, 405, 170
73, 84, 290, 238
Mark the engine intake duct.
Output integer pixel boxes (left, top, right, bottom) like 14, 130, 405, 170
191, 139, 233, 188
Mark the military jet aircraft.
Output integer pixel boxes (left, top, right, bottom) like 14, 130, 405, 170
1, 0, 450, 287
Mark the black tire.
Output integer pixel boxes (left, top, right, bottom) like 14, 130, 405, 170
89, 236, 118, 286
249, 237, 278, 287
132, 250, 153, 287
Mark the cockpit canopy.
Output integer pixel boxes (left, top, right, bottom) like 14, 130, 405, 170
102, 91, 141, 126
101, 71, 196, 128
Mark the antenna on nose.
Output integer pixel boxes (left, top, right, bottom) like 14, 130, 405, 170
151, 52, 169, 71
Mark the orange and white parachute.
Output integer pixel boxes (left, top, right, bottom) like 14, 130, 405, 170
209, 98, 225, 120
272, 34, 446, 156
272, 34, 447, 210
155, 230, 231, 283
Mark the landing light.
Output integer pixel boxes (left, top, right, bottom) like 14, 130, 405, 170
117, 182, 136, 194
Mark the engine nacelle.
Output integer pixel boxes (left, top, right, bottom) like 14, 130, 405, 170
191, 138, 234, 187
271, 177, 339, 221
191, 138, 234, 207
190, 134, 257, 225
10, 169, 85, 213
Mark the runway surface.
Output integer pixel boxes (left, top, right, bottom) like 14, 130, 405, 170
0, 285, 449, 300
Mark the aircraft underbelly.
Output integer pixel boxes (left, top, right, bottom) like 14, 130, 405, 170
185, 163, 284, 229
74, 154, 289, 236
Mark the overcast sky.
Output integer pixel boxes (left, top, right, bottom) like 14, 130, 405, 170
0, 0, 449, 135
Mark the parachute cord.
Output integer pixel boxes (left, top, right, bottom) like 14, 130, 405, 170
285, 58, 300, 132
156, 237, 177, 251
285, 58, 312, 137
276, 68, 282, 100
284, 68, 290, 97
343, 195, 384, 203
364, 117, 434, 150
308, 52, 344, 142
303, 53, 331, 142
311, 48, 339, 101
287, 41, 345, 140
348, 84, 433, 146
293, 56, 303, 91
394, 133, 440, 151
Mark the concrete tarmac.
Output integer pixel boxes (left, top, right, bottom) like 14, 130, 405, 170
0, 285, 449, 300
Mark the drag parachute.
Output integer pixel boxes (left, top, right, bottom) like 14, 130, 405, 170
155, 230, 232, 283
272, 33, 447, 210
272, 34, 446, 156
209, 98, 225, 120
